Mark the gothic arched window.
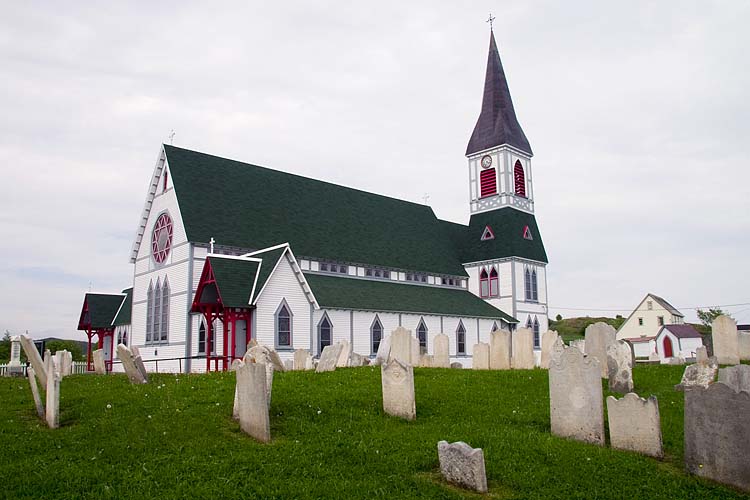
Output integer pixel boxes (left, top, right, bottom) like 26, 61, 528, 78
371, 315, 383, 355
533, 317, 540, 348
318, 313, 332, 354
160, 277, 170, 342
524, 268, 532, 301
479, 268, 489, 298
198, 321, 206, 354
417, 319, 428, 354
489, 267, 499, 297
153, 278, 162, 343
514, 160, 526, 197
146, 281, 154, 343
531, 269, 538, 302
276, 301, 292, 348
456, 320, 466, 355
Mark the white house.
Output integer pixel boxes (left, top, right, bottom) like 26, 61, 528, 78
654, 324, 703, 360
616, 293, 686, 357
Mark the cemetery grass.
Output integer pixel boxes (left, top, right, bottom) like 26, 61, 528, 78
1, 366, 748, 499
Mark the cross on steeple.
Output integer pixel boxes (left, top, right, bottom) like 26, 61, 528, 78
486, 13, 495, 31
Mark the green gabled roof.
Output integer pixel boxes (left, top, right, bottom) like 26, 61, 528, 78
460, 208, 548, 264
304, 273, 517, 322
78, 293, 125, 330
246, 246, 287, 303
164, 145, 467, 276
208, 256, 260, 308
112, 288, 133, 326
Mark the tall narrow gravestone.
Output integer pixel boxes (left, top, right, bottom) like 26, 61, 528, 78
684, 382, 750, 492
433, 334, 450, 368
512, 328, 535, 369
540, 330, 559, 369
93, 349, 106, 375
472, 342, 490, 370
489, 329, 511, 370
27, 367, 44, 418
606, 340, 634, 394
712, 315, 740, 365
549, 347, 604, 445
584, 322, 616, 378
19, 334, 46, 387
437, 441, 488, 493
8, 336, 23, 376
316, 343, 343, 373
381, 359, 416, 421
606, 393, 663, 458
336, 340, 352, 368
235, 360, 271, 443
410, 337, 421, 366
45, 356, 60, 429
389, 327, 413, 365
372, 334, 391, 366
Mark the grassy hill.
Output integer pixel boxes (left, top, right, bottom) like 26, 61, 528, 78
549, 316, 626, 342
0, 366, 745, 499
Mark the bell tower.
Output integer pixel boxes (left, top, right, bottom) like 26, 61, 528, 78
466, 30, 534, 215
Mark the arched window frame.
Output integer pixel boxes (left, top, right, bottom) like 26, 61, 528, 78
318, 312, 333, 355
489, 266, 499, 297
533, 317, 540, 348
479, 268, 489, 298
153, 278, 162, 344
275, 299, 293, 349
531, 269, 538, 302
416, 318, 428, 355
514, 160, 526, 197
456, 320, 466, 355
160, 277, 170, 342
524, 267, 532, 301
198, 319, 207, 354
371, 315, 383, 355
146, 280, 154, 343
491, 321, 499, 332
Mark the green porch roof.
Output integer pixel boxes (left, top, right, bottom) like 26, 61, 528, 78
112, 288, 133, 326
165, 145, 467, 276
304, 273, 517, 322
78, 293, 126, 330
208, 256, 260, 308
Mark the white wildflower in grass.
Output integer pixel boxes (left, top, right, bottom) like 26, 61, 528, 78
317, 410, 322, 414
106, 404, 112, 409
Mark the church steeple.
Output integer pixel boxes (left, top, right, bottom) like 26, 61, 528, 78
466, 31, 532, 157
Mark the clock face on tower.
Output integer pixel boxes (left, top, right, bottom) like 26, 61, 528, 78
151, 213, 173, 264
481, 155, 492, 168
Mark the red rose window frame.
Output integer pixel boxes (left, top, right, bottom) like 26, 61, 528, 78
151, 213, 173, 264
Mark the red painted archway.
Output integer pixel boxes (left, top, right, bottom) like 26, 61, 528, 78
663, 336, 673, 358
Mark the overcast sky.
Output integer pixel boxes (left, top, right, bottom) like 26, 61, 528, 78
1, 1, 748, 341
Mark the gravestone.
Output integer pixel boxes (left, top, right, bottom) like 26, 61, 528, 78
316, 343, 343, 373
433, 334, 450, 368
27, 367, 44, 418
389, 327, 413, 365
284, 359, 293, 371
93, 349, 107, 375
45, 356, 60, 429
668, 356, 686, 366
712, 315, 740, 365
133, 351, 148, 381
695, 346, 708, 364
437, 441, 488, 493
372, 334, 391, 366
549, 346, 604, 445
540, 330, 559, 369
472, 343, 490, 370
8, 336, 23, 376
116, 344, 148, 384
675, 356, 718, 391
648, 351, 660, 362
684, 382, 750, 492
606, 393, 663, 458
570, 339, 585, 354
450, 362, 463, 369
293, 349, 310, 370
235, 360, 271, 443
606, 340, 634, 394
738, 333, 750, 361
60, 350, 73, 377
350, 352, 368, 367
411, 337, 421, 366
19, 334, 46, 387
336, 340, 352, 368
584, 322, 616, 378
718, 364, 750, 392
381, 359, 416, 421
248, 345, 285, 372
489, 329, 511, 370
551, 336, 566, 365
512, 328, 535, 369
419, 354, 433, 368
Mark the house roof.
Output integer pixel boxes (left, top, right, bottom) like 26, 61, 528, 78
112, 288, 133, 326
662, 324, 702, 339
304, 273, 517, 322
164, 145, 467, 277
207, 256, 260, 308
739, 324, 750, 331
649, 294, 683, 317
623, 336, 656, 343
466, 31, 532, 157
78, 293, 126, 330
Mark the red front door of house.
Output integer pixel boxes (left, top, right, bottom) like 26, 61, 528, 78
663, 336, 673, 358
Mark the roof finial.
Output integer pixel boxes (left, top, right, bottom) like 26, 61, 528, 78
210, 237, 215, 254
486, 13, 495, 31
168, 129, 176, 145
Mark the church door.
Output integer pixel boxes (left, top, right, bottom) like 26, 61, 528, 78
662, 336, 673, 358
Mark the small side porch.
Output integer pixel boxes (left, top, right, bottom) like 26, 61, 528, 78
77, 292, 126, 372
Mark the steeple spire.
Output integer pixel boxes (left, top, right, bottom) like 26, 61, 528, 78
466, 31, 532, 157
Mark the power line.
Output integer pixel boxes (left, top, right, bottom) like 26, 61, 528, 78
549, 302, 750, 313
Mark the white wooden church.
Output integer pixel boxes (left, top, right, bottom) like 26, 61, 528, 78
77, 31, 550, 373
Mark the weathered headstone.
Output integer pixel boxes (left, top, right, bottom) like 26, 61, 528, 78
584, 322, 616, 378
540, 330, 559, 369
19, 335, 46, 387
489, 329, 511, 370
45, 356, 60, 429
675, 356, 718, 391
336, 340, 352, 368
316, 343, 343, 373
695, 346, 708, 364
684, 382, 750, 492
372, 334, 391, 366
61, 350, 73, 377
450, 362, 463, 369
248, 344, 285, 372
551, 336, 566, 365
133, 352, 148, 381
410, 337, 420, 366
712, 315, 740, 365
381, 359, 416, 420
570, 339, 585, 354
284, 359, 293, 371
419, 354, 433, 368
718, 364, 750, 392
116, 344, 147, 384
739, 333, 750, 361
27, 367, 44, 418
668, 356, 686, 366
433, 334, 450, 368
93, 349, 107, 375
293, 349, 310, 370
472, 342, 490, 370
8, 336, 23, 376
606, 340, 634, 394
235, 360, 271, 443
389, 327, 413, 365
606, 393, 663, 458
437, 441, 488, 493
549, 346, 604, 445
350, 352, 368, 367
512, 328, 535, 369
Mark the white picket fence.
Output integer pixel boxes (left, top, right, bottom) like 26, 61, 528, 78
0, 361, 89, 377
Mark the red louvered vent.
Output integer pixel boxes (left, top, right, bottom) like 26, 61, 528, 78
514, 160, 526, 197
480, 168, 497, 197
